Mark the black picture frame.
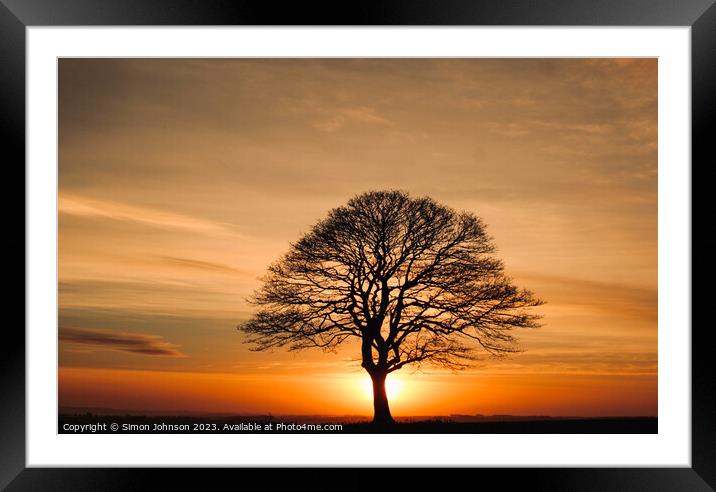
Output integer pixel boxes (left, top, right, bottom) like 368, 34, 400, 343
3, 1, 713, 490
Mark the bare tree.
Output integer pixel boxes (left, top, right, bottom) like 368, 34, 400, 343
239, 190, 543, 424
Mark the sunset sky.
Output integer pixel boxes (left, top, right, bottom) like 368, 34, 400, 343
58, 59, 657, 417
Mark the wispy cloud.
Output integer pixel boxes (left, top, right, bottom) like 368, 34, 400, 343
158, 256, 242, 274
59, 193, 235, 235
485, 122, 532, 138
59, 326, 184, 357
313, 105, 392, 132
515, 273, 657, 320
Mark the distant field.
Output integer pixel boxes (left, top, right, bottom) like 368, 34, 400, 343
58, 413, 657, 434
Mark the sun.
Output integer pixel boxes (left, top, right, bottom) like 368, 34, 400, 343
361, 376, 402, 402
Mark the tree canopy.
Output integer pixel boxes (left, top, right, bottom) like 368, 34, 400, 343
240, 190, 543, 380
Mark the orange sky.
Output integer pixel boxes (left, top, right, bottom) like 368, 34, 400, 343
58, 58, 657, 417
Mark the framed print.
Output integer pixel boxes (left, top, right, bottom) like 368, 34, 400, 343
4, 0, 714, 490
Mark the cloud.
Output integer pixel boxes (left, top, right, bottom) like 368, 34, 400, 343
59, 327, 184, 357
58, 278, 248, 319
313, 105, 392, 132
515, 273, 657, 320
158, 256, 242, 274
485, 122, 532, 137
59, 193, 235, 235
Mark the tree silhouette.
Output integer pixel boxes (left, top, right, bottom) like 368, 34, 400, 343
239, 190, 543, 424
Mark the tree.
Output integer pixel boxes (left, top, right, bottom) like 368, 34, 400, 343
239, 190, 543, 424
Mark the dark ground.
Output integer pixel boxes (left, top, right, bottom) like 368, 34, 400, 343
58, 413, 657, 434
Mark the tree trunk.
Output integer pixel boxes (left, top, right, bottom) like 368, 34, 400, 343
370, 370, 395, 425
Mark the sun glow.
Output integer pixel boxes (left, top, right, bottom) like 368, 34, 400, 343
361, 376, 403, 402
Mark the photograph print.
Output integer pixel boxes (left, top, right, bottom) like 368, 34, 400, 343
58, 58, 657, 434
